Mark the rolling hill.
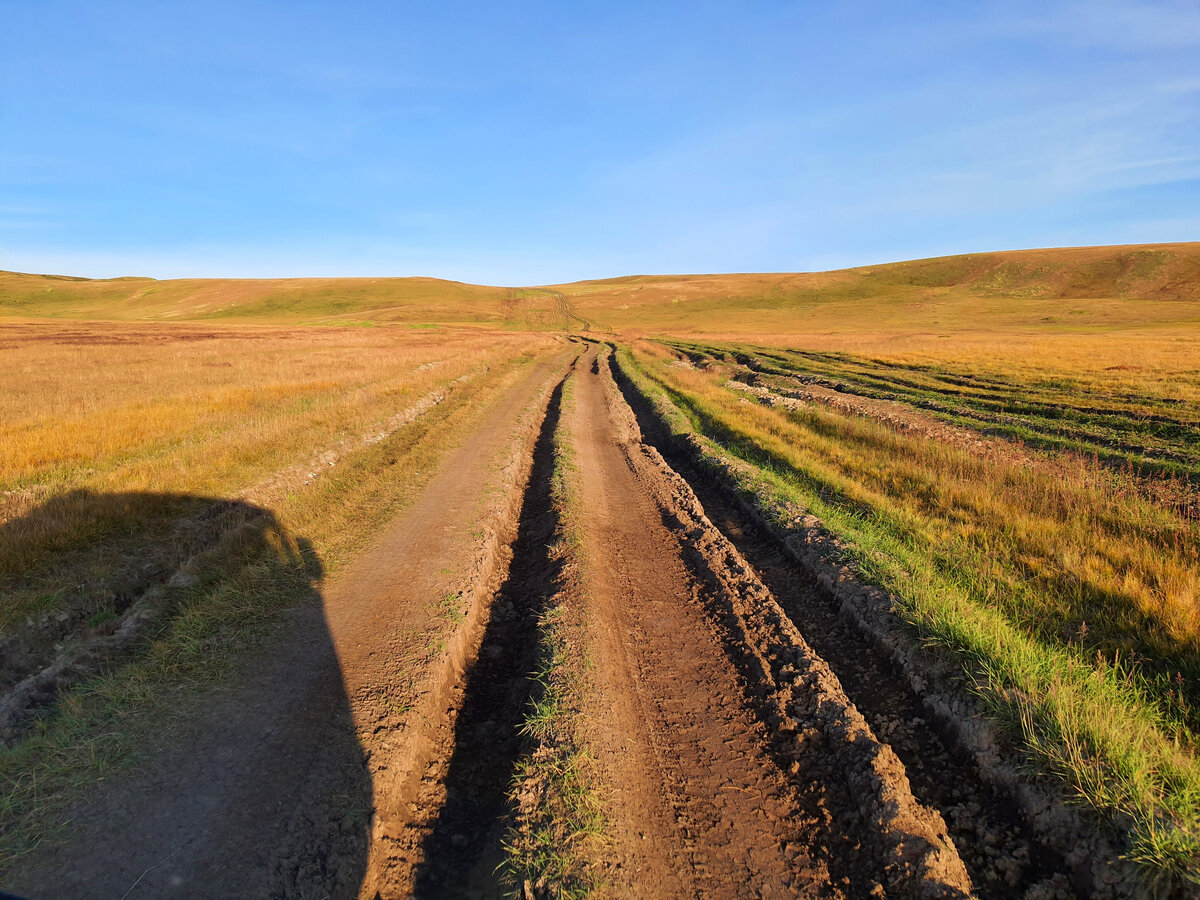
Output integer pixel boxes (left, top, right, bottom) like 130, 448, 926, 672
2, 241, 1198, 335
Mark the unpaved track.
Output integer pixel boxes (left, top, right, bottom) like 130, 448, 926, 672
6, 348, 574, 900
324, 347, 576, 898
570, 349, 829, 896
12, 340, 1073, 899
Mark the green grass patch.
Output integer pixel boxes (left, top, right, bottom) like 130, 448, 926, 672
616, 342, 1200, 891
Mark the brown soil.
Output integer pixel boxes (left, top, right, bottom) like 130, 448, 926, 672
574, 347, 976, 899
570, 347, 826, 897
362, 374, 572, 897
8, 340, 1092, 899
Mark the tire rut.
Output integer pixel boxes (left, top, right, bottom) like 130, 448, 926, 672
694, 485, 1076, 898
611, 351, 1080, 899
383, 374, 570, 898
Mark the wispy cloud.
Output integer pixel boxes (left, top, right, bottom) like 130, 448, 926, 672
984, 0, 1200, 49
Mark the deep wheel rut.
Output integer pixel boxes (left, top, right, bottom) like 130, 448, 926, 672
609, 349, 1081, 899
406, 378, 568, 895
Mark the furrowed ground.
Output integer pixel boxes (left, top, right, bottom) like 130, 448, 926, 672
3, 242, 1200, 897
616, 335, 1200, 891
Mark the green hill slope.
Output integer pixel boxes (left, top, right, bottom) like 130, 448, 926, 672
3, 242, 1198, 334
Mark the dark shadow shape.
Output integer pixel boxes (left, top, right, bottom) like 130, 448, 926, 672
0, 491, 371, 899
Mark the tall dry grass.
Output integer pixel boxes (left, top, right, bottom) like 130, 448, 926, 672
0, 321, 553, 623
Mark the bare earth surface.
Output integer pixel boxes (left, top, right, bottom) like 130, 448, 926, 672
8, 341, 1085, 898
569, 349, 831, 897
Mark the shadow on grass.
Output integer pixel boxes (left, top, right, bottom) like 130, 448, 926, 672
0, 491, 371, 899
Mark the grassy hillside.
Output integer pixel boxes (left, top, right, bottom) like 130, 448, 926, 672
553, 242, 1200, 335
4, 242, 1198, 334
0, 272, 511, 326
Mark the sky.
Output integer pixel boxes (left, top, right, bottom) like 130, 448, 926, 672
2, 0, 1199, 284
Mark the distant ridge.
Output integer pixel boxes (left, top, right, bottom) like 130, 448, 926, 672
3, 242, 1198, 333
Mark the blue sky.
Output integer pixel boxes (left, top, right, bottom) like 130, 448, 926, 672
3, 1, 1199, 283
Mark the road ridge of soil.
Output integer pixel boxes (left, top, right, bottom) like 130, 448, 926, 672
690, 485, 1080, 898
240, 370, 474, 503
0, 500, 270, 743
591, 346, 973, 898
357, 347, 580, 898
611, 348, 1132, 897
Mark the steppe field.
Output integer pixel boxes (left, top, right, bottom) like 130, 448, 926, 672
2, 242, 1200, 898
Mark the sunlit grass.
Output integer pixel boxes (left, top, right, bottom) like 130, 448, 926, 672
618, 340, 1200, 889
0, 322, 550, 626
0, 320, 558, 870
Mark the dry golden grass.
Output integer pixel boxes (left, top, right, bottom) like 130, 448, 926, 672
621, 339, 1200, 885
0, 320, 557, 624
7, 242, 1200, 342
553, 241, 1200, 335
0, 273, 510, 324
638, 340, 1200, 658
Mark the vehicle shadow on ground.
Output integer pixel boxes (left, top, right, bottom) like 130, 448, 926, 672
0, 491, 372, 899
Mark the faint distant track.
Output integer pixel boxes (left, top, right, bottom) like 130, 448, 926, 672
550, 290, 590, 332
505, 288, 590, 332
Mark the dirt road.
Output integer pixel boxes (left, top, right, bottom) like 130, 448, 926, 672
9, 341, 1079, 898
569, 348, 828, 896
6, 348, 574, 899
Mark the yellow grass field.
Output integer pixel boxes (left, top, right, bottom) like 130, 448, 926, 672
0, 321, 556, 624
4, 241, 1200, 891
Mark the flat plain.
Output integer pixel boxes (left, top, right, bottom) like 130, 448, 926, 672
2, 242, 1199, 898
